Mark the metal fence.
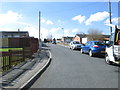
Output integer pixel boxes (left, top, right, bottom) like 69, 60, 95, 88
0, 47, 32, 72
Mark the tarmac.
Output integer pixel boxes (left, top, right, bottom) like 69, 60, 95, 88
0, 44, 52, 89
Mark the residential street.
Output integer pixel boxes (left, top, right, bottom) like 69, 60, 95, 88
31, 43, 119, 88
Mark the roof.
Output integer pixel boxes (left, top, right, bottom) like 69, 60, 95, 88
62, 36, 73, 39
76, 34, 110, 38
0, 31, 28, 33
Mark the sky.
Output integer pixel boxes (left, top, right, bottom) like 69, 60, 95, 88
0, 1, 119, 40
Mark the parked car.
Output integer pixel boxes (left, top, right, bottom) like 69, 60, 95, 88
52, 38, 56, 44
69, 41, 82, 50
81, 41, 106, 57
52, 40, 56, 44
105, 26, 120, 65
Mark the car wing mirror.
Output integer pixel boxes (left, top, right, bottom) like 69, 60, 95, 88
105, 44, 109, 46
82, 44, 85, 46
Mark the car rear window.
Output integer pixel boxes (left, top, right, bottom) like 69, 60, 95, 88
73, 41, 80, 44
95, 42, 105, 45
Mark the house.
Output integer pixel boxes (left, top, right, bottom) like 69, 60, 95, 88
56, 38, 62, 43
1, 31, 39, 53
73, 34, 110, 44
61, 36, 73, 43
0, 31, 29, 38
73, 34, 87, 44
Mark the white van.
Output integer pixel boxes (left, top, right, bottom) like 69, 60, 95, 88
105, 26, 120, 65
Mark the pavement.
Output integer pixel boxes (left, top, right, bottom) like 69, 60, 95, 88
0, 44, 52, 89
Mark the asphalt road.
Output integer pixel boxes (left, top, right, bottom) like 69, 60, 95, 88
31, 43, 119, 88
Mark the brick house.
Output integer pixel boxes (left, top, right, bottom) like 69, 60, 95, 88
73, 34, 110, 44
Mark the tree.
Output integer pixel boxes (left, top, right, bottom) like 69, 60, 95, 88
87, 29, 104, 41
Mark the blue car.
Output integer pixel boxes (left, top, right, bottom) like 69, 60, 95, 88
81, 41, 106, 57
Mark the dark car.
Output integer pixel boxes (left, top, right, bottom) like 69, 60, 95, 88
81, 41, 106, 57
52, 38, 56, 44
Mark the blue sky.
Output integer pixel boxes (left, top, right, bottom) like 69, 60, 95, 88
0, 2, 119, 39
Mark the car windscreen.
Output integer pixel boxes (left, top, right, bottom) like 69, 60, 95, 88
114, 29, 120, 45
95, 42, 105, 45
118, 33, 120, 40
73, 42, 80, 44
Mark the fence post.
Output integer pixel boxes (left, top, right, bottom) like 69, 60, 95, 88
9, 50, 12, 69
23, 48, 25, 61
31, 47, 33, 58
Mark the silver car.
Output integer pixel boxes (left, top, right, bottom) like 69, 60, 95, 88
69, 41, 82, 50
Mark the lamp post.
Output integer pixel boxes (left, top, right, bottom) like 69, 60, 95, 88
62, 28, 64, 43
108, 0, 112, 34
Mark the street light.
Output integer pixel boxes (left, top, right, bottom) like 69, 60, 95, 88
62, 28, 64, 43
61, 28, 64, 37
39, 11, 41, 51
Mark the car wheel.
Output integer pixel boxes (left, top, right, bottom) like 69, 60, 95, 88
105, 54, 112, 65
81, 49, 84, 54
89, 50, 94, 57
72, 46, 74, 50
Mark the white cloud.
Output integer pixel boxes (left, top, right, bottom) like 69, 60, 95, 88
41, 18, 54, 25
23, 26, 50, 39
57, 20, 64, 24
64, 29, 69, 36
104, 17, 120, 28
50, 27, 60, 33
112, 17, 120, 24
72, 15, 86, 23
0, 27, 16, 31
46, 20, 54, 25
41, 28, 49, 39
52, 34, 63, 39
85, 11, 109, 25
57, 20, 61, 23
72, 28, 79, 33
105, 24, 116, 28
104, 17, 120, 24
63, 29, 74, 37
23, 26, 39, 38
41, 18, 46, 23
0, 10, 22, 25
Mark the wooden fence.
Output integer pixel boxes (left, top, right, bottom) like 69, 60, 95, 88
0, 47, 32, 72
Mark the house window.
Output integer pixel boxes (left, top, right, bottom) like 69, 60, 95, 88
4, 35, 8, 37
11, 34, 14, 37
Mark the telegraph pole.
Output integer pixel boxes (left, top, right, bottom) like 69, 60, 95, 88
39, 11, 41, 51
108, 0, 112, 34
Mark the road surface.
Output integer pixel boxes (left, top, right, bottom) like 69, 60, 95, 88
31, 43, 119, 88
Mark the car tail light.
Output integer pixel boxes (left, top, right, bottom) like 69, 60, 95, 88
118, 40, 120, 45
92, 45, 99, 48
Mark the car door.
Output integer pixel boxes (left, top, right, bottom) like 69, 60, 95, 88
85, 41, 91, 53
83, 42, 89, 53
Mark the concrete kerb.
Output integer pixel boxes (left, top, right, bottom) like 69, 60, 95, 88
57, 44, 69, 48
19, 50, 52, 89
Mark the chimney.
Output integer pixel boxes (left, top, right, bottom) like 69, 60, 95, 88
18, 28, 20, 32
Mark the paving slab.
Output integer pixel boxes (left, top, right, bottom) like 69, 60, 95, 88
0, 47, 52, 89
